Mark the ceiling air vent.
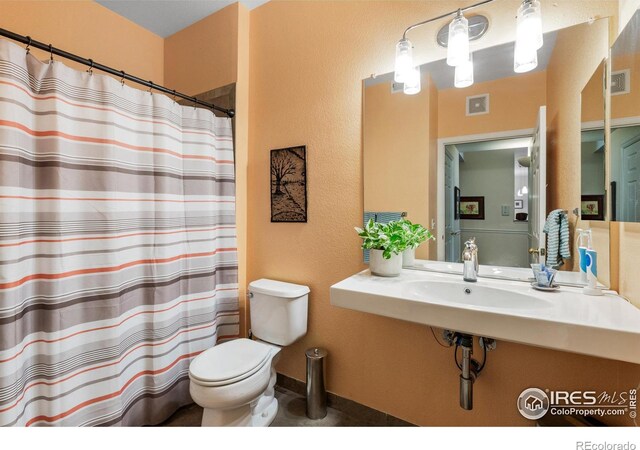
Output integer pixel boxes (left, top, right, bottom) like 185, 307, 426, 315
466, 94, 490, 116
611, 69, 630, 95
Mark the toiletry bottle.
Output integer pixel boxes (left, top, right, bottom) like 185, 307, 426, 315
576, 229, 592, 283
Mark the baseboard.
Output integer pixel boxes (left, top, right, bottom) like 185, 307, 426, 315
276, 373, 414, 427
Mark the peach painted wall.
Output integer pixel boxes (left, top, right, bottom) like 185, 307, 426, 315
581, 61, 606, 124
546, 19, 610, 272
438, 71, 547, 138
247, 1, 638, 426
611, 52, 640, 121
0, 1, 164, 84
164, 3, 238, 94
363, 77, 434, 259
163, 2, 251, 336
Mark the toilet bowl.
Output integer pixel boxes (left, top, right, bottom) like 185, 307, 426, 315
188, 279, 309, 427
189, 338, 281, 426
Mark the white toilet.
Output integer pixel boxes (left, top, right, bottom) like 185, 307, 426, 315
189, 279, 309, 427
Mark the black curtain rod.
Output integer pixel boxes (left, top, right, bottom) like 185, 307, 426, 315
0, 28, 235, 118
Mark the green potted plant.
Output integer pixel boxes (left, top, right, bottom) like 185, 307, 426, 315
354, 219, 406, 277
398, 218, 435, 267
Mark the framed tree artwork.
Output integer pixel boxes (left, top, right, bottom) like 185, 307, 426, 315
459, 196, 485, 220
271, 146, 308, 222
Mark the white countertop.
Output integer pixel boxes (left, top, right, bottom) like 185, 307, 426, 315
330, 268, 640, 364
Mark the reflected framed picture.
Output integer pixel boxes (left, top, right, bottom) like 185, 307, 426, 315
514, 200, 523, 209
454, 187, 461, 220
459, 196, 485, 220
581, 194, 604, 221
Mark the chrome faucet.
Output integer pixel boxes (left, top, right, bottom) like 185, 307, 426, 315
462, 237, 479, 282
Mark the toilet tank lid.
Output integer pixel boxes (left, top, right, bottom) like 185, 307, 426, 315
249, 279, 310, 298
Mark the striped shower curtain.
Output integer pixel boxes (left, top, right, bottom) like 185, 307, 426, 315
0, 39, 239, 426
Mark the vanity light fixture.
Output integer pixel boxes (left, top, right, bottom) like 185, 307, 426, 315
455, 52, 474, 88
394, 0, 494, 94
447, 10, 470, 67
394, 0, 545, 94
404, 65, 422, 95
394, 38, 413, 83
514, 0, 543, 73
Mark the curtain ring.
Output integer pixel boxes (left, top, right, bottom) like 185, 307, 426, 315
48, 44, 54, 63
25, 36, 32, 54
172, 90, 177, 104
148, 81, 153, 96
87, 59, 94, 75
193, 97, 197, 110
120, 71, 125, 86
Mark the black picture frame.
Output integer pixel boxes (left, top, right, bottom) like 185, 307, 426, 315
514, 200, 523, 209
270, 146, 307, 223
459, 196, 485, 220
581, 194, 605, 221
454, 187, 461, 220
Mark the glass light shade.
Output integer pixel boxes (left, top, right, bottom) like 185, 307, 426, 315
403, 66, 421, 95
394, 38, 413, 83
516, 0, 543, 51
447, 13, 470, 67
513, 40, 538, 73
454, 53, 474, 88
522, 186, 529, 194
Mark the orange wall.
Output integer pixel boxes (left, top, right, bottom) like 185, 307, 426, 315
363, 77, 434, 259
0, 0, 164, 84
247, 1, 638, 426
438, 71, 547, 138
611, 52, 640, 121
164, 3, 239, 94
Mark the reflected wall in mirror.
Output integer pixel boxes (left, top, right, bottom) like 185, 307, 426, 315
363, 18, 610, 285
610, 9, 640, 222
581, 62, 606, 221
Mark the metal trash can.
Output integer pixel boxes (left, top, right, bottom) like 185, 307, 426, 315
305, 347, 328, 419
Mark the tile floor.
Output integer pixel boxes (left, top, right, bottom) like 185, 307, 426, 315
162, 386, 370, 427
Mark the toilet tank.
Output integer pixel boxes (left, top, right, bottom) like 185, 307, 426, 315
248, 279, 309, 346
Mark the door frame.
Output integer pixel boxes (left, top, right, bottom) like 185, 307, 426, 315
436, 128, 535, 261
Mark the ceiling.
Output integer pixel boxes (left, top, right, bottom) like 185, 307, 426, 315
95, 0, 270, 37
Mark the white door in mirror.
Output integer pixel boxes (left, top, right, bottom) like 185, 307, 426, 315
528, 106, 547, 265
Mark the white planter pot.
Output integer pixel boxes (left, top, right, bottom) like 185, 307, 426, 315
369, 250, 402, 277
402, 247, 416, 267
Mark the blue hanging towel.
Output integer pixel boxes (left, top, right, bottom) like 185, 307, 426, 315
543, 209, 571, 268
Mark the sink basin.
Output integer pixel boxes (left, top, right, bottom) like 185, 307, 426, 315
402, 280, 553, 311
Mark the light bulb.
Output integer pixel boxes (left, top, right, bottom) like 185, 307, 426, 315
404, 66, 421, 95
454, 53, 474, 88
514, 40, 538, 73
394, 38, 413, 83
447, 11, 470, 67
516, 0, 543, 51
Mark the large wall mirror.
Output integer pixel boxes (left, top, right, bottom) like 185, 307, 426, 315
610, 9, 640, 223
363, 18, 610, 286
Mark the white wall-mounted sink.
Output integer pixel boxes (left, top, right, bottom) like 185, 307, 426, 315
402, 280, 553, 311
330, 269, 640, 364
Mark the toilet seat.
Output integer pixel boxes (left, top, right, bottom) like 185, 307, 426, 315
189, 339, 273, 387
